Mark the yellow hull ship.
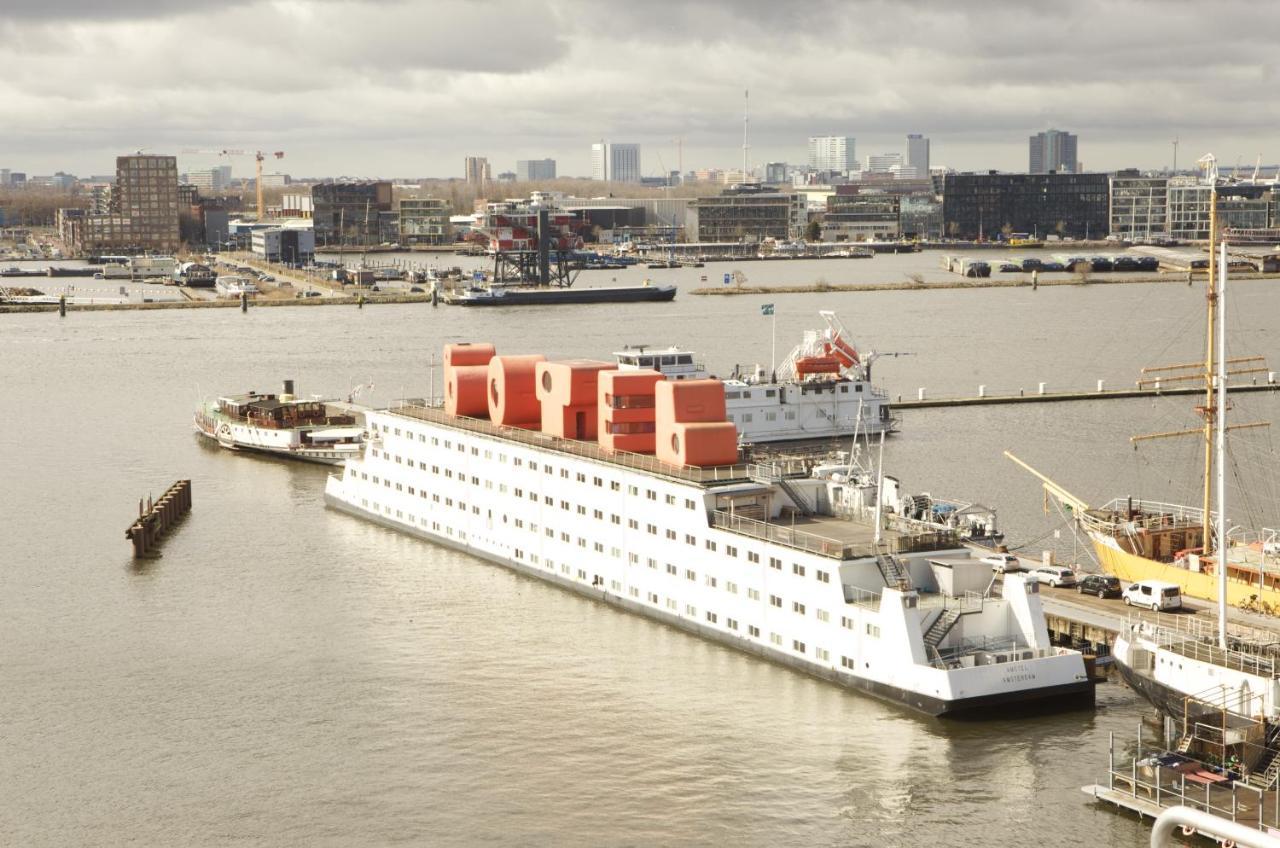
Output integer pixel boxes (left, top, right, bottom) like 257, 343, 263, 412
1087, 518, 1279, 608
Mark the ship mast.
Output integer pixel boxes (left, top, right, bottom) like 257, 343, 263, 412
1215, 239, 1228, 650
1198, 154, 1219, 581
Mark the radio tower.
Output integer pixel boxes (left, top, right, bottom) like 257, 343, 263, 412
741, 89, 750, 184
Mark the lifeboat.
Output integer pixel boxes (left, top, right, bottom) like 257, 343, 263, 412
795, 355, 842, 376
827, 335, 860, 368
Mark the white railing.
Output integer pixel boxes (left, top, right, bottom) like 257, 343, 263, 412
388, 401, 756, 484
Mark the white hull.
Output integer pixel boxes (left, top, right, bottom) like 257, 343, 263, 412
323, 406, 1090, 716
194, 410, 362, 466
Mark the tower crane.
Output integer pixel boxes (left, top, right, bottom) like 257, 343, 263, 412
179, 148, 286, 219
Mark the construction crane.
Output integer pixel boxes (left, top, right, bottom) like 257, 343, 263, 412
179, 148, 285, 219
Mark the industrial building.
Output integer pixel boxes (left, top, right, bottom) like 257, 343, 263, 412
590, 142, 641, 183
693, 185, 805, 242
942, 172, 1108, 240
515, 159, 557, 181
251, 226, 315, 264
311, 181, 393, 246
1109, 172, 1168, 239
821, 191, 901, 241
1029, 129, 1079, 174
808, 136, 856, 174
398, 197, 451, 245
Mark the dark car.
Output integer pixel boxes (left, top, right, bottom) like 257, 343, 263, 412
1077, 574, 1122, 599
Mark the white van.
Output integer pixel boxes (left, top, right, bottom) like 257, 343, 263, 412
1122, 580, 1183, 611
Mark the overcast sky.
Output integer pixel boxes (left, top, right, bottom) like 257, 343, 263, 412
2, 0, 1278, 180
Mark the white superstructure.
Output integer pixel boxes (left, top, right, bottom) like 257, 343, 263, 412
215, 275, 259, 298
613, 311, 895, 443
323, 401, 1092, 716
194, 380, 364, 465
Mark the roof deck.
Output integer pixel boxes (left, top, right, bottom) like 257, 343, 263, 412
388, 400, 796, 485
709, 509, 959, 561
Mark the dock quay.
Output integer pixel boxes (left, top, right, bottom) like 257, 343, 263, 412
125, 479, 192, 558
893, 380, 1278, 410
1086, 729, 1280, 844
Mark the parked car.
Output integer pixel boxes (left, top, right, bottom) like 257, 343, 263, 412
409, 286, 424, 293
1122, 580, 1183, 611
1077, 574, 1122, 598
1031, 566, 1076, 588
982, 553, 1022, 573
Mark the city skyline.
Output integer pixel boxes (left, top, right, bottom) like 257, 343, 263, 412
1, 0, 1277, 178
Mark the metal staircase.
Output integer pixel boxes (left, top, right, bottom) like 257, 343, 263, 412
751, 463, 815, 516
923, 609, 962, 649
1174, 735, 1194, 755
875, 552, 911, 592
1247, 725, 1280, 790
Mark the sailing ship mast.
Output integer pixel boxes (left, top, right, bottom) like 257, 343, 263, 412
1199, 153, 1219, 599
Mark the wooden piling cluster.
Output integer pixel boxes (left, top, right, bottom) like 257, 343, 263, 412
125, 479, 192, 558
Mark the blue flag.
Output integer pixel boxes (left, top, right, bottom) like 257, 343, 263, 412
760, 303, 774, 316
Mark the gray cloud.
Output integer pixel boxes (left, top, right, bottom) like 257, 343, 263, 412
1, 0, 1278, 178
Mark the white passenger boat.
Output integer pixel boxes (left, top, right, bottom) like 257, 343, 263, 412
215, 275, 259, 298
323, 342, 1092, 717
613, 311, 895, 443
194, 380, 365, 465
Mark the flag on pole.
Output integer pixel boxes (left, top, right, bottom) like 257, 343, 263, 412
760, 303, 774, 316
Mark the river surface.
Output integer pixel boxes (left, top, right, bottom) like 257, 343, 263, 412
3, 279, 1279, 846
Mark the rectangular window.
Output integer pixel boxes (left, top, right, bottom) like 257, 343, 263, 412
792, 563, 806, 577
705, 611, 718, 624
705, 540, 717, 552
748, 588, 760, 601
685, 569, 696, 581
685, 534, 696, 546
726, 581, 738, 594
685, 498, 697, 510
792, 640, 805, 654
705, 575, 717, 588
770, 595, 782, 608
725, 545, 738, 558
768, 557, 782, 570
792, 601, 806, 615
748, 625, 760, 638
816, 570, 830, 584
816, 609, 829, 623
727, 618, 738, 631
747, 552, 760, 564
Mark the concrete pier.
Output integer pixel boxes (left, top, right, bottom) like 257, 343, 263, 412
895, 381, 1278, 410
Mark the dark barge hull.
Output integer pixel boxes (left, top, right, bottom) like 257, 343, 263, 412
448, 285, 677, 307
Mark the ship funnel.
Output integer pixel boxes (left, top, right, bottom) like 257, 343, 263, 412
282, 379, 295, 401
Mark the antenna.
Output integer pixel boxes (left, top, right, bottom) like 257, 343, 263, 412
742, 89, 750, 184
1172, 137, 1179, 174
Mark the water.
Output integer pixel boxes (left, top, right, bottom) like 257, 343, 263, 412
3, 280, 1278, 846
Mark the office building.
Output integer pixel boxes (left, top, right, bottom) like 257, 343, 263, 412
398, 197, 452, 245
188, 166, 233, 193
906, 134, 930, 175
591, 143, 642, 183
808, 136, 856, 174
464, 156, 491, 186
1166, 181, 1212, 241
251, 226, 315, 264
865, 153, 902, 174
1109, 172, 1168, 239
1029, 129, 1079, 174
693, 185, 806, 242
259, 173, 291, 189
821, 190, 901, 241
516, 159, 557, 182
900, 196, 944, 240
942, 172, 1108, 240
764, 162, 788, 184
65, 154, 180, 253
312, 181, 393, 245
